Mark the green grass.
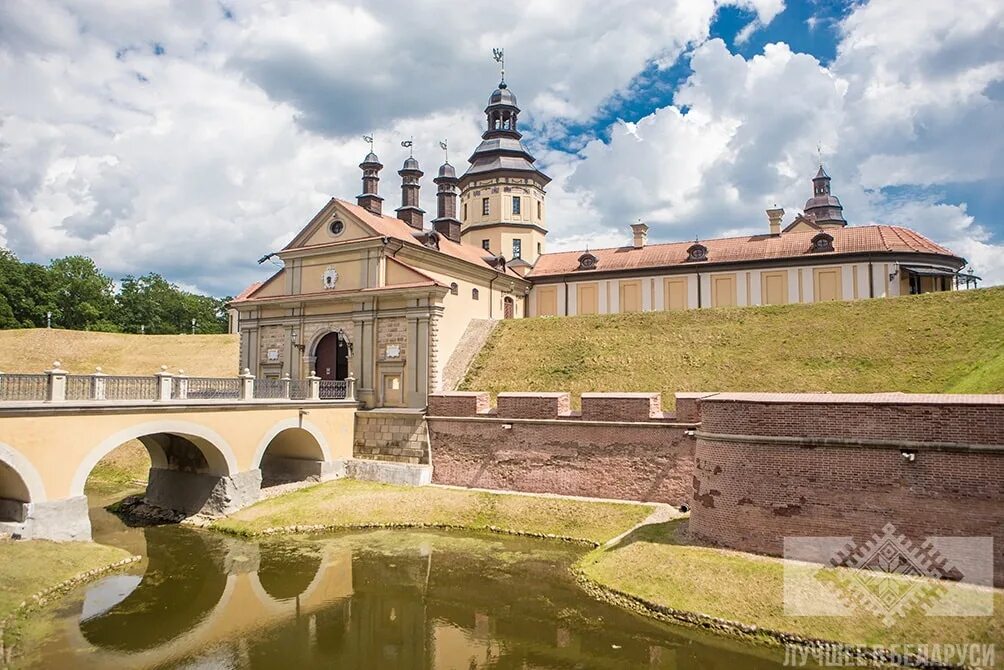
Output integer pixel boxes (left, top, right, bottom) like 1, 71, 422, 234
578, 520, 1004, 665
462, 287, 1004, 407
82, 440, 151, 496
0, 328, 238, 375
212, 479, 653, 545
0, 540, 132, 622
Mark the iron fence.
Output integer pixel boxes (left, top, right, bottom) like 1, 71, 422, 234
0, 374, 48, 401
289, 380, 311, 400
65, 375, 95, 401
184, 377, 240, 400
319, 380, 347, 400
104, 376, 159, 401
253, 378, 286, 399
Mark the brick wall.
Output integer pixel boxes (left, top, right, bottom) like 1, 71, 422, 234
690, 393, 1004, 586
427, 392, 697, 504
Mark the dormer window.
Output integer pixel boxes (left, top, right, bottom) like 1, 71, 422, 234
810, 232, 834, 252
686, 243, 708, 262
577, 252, 598, 270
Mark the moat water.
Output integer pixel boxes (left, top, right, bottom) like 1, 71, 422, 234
11, 496, 814, 669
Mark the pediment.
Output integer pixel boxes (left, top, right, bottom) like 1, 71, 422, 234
283, 199, 381, 251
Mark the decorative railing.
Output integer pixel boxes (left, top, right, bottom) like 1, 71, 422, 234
185, 377, 241, 400
65, 375, 95, 401
0, 363, 356, 405
289, 380, 311, 400
320, 380, 348, 400
0, 374, 48, 402
253, 378, 285, 400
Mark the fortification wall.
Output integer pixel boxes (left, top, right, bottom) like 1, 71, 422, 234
690, 392, 1004, 586
426, 392, 697, 504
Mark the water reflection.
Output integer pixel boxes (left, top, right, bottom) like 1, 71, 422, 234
23, 519, 802, 669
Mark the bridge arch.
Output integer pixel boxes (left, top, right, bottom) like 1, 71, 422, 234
255, 418, 332, 486
0, 441, 47, 505
70, 420, 239, 498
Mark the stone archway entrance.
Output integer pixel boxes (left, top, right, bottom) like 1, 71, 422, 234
314, 332, 349, 381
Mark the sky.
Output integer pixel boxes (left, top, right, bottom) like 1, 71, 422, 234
1, 0, 1002, 297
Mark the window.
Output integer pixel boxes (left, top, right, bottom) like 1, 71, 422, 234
328, 219, 345, 236
482, 198, 490, 216
512, 196, 521, 215
450, 282, 458, 296
463, 203, 467, 220
482, 239, 490, 251
537, 242, 542, 256
472, 288, 479, 300
512, 238, 522, 259
537, 200, 542, 219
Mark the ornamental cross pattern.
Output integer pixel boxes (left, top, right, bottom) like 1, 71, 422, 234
821, 523, 956, 626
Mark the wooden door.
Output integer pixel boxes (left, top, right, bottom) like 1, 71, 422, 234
503, 297, 514, 319
314, 332, 349, 380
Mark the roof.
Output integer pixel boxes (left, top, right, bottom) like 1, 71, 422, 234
233, 281, 263, 301
332, 199, 522, 277
529, 225, 962, 278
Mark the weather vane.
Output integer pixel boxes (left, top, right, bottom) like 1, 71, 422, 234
816, 141, 823, 166
400, 137, 414, 156
493, 47, 505, 84
439, 139, 449, 163
363, 134, 374, 152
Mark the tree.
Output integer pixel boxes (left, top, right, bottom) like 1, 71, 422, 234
48, 256, 116, 331
0, 249, 57, 327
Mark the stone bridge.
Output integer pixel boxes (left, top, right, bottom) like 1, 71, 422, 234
0, 365, 358, 540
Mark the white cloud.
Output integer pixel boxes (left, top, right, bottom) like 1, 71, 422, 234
553, 0, 1004, 284
0, 0, 1000, 299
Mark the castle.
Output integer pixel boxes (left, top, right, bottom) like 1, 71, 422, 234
232, 76, 967, 409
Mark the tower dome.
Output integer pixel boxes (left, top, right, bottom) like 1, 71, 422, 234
402, 155, 420, 171
803, 165, 847, 228
437, 161, 456, 179
489, 82, 517, 107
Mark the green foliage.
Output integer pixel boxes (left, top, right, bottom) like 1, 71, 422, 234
0, 249, 229, 334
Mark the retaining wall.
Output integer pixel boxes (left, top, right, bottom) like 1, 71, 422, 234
690, 392, 1004, 586
426, 392, 697, 504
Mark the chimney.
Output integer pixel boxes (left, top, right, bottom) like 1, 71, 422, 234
431, 162, 462, 243
630, 221, 648, 249
396, 156, 425, 230
767, 207, 784, 235
357, 152, 384, 215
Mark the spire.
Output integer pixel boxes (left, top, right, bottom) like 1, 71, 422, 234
431, 160, 461, 243
396, 154, 424, 230
803, 164, 846, 228
357, 136, 384, 215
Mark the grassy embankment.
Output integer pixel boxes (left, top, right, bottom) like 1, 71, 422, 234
463, 287, 1004, 406
213, 479, 654, 545
578, 520, 1003, 662
0, 328, 238, 376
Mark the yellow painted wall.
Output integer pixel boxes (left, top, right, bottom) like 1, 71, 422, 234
814, 267, 843, 301
711, 274, 737, 307
761, 271, 788, 305
619, 280, 642, 312
577, 283, 599, 315
536, 285, 558, 316
664, 278, 687, 311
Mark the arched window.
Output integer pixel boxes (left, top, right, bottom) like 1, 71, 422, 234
472, 288, 479, 300
450, 282, 458, 295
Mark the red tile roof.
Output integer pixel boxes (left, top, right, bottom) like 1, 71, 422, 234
529, 225, 961, 278
233, 281, 263, 301
336, 199, 520, 276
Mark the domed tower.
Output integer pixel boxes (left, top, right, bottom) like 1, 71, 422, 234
459, 79, 551, 266
432, 161, 461, 243
803, 165, 847, 228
